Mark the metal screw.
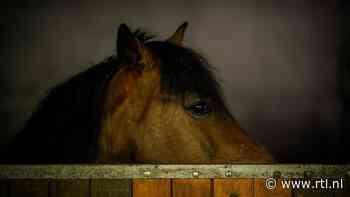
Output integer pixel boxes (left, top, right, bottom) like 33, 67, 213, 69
192, 171, 200, 177
304, 170, 314, 178
143, 171, 151, 176
225, 170, 233, 177
273, 171, 282, 179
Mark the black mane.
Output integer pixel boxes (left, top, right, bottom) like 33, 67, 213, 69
147, 41, 230, 115
135, 29, 229, 114
4, 29, 230, 163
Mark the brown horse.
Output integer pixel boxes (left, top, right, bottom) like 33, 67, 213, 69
4, 22, 273, 164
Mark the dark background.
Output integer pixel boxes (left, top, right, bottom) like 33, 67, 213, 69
1, 0, 348, 163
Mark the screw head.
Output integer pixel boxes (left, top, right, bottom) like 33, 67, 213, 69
192, 171, 200, 177
273, 171, 282, 178
143, 171, 151, 176
303, 170, 314, 178
225, 170, 233, 177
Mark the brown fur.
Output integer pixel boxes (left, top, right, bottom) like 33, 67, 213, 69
97, 23, 274, 164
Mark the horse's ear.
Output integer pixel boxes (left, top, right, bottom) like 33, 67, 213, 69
167, 22, 188, 46
117, 23, 144, 64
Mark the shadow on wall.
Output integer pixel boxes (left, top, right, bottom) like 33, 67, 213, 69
0, 0, 345, 162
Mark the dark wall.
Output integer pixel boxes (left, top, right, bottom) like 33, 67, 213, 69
1, 0, 344, 162
338, 0, 350, 163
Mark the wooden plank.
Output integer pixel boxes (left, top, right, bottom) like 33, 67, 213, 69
9, 179, 49, 197
172, 179, 211, 197
254, 178, 293, 197
91, 179, 131, 197
214, 178, 254, 197
133, 179, 171, 197
0, 179, 9, 197
50, 179, 89, 197
295, 190, 334, 197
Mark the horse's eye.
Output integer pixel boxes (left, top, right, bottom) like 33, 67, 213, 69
185, 100, 212, 118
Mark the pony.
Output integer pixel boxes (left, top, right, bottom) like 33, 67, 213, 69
3, 22, 273, 164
